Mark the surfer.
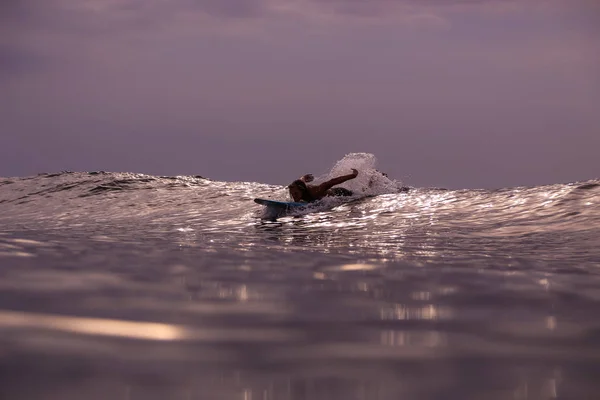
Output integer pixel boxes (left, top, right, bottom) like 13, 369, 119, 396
288, 169, 358, 202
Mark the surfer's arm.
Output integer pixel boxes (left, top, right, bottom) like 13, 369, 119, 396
317, 169, 358, 192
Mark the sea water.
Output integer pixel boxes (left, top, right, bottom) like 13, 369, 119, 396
1, 153, 599, 399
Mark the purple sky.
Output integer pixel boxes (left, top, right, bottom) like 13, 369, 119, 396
1, 0, 599, 188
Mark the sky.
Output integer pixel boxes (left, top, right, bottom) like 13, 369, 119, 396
1, 0, 599, 188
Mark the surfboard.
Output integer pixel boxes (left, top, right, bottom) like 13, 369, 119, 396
254, 198, 317, 220
254, 195, 369, 220
254, 198, 309, 210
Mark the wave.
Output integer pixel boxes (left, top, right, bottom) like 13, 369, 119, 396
1, 152, 597, 201
1, 153, 598, 236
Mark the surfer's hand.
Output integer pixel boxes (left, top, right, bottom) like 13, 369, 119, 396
351, 169, 358, 177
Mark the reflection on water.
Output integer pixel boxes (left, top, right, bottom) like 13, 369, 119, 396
0, 173, 599, 399
0, 310, 186, 341
0, 310, 295, 342
1, 233, 599, 399
380, 330, 446, 348
1, 234, 599, 399
380, 304, 453, 321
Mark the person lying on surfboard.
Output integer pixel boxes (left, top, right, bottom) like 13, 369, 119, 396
288, 169, 358, 202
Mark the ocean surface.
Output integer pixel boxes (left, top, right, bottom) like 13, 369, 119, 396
1, 153, 599, 400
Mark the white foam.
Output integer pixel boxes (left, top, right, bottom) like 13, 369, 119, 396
315, 153, 404, 197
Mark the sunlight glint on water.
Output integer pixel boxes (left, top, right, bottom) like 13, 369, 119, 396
0, 154, 599, 399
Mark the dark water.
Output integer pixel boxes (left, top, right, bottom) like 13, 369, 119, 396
1, 155, 599, 400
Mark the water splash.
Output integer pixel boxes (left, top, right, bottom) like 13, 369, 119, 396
315, 153, 405, 196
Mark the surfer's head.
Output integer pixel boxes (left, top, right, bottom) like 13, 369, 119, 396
288, 179, 308, 202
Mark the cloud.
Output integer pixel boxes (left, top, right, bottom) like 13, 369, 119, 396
9, 0, 596, 42
0, 0, 484, 35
